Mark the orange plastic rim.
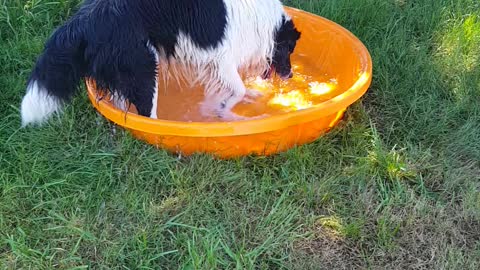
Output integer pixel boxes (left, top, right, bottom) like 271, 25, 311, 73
86, 7, 373, 158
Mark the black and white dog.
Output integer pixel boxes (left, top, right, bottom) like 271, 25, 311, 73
21, 0, 301, 126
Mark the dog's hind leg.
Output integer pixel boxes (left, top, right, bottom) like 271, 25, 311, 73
113, 42, 159, 118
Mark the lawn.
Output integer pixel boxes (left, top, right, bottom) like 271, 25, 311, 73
1, 0, 479, 269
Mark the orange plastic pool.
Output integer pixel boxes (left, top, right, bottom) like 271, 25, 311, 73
86, 7, 372, 158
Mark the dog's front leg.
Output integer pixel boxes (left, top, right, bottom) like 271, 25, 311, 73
220, 71, 246, 112
219, 69, 251, 120
201, 64, 249, 121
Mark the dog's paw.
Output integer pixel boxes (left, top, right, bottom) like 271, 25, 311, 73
218, 110, 270, 122
216, 110, 248, 121
246, 89, 263, 98
243, 89, 263, 104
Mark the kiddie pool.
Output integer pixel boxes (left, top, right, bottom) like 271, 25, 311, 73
86, 7, 372, 158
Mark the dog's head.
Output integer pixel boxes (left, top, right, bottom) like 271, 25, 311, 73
263, 16, 301, 80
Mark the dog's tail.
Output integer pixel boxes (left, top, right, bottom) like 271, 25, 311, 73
21, 18, 86, 127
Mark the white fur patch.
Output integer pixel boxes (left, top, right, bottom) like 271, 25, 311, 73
147, 42, 159, 119
163, 0, 286, 95
21, 81, 62, 127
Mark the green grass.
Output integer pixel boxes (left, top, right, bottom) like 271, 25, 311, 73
1, 0, 479, 268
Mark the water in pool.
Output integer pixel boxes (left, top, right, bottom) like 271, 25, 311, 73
123, 54, 345, 122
